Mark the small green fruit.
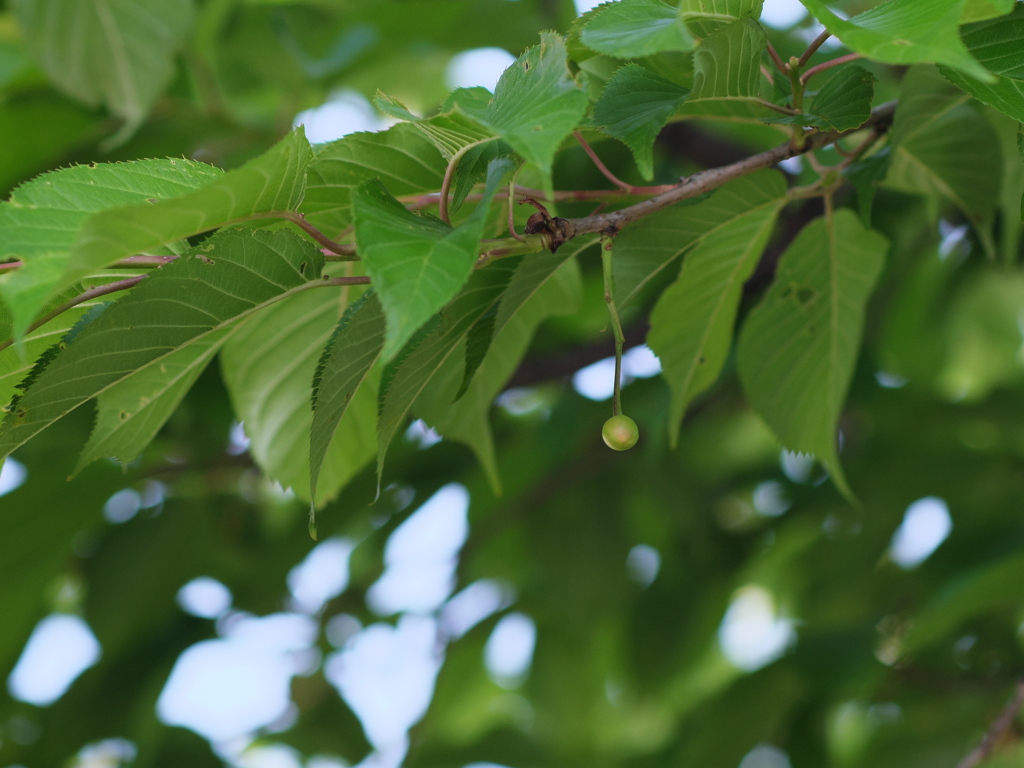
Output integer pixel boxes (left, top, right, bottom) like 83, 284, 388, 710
602, 414, 639, 451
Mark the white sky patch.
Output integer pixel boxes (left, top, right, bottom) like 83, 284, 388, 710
228, 421, 250, 456
573, 347, 659, 401
718, 586, 795, 672
445, 47, 515, 91
739, 743, 794, 768
234, 743, 304, 768
405, 419, 443, 449
326, 614, 363, 648
157, 613, 316, 744
440, 579, 515, 640
104, 488, 142, 524
780, 450, 815, 484
760, 0, 807, 28
367, 484, 470, 615
0, 457, 27, 496
573, 0, 604, 14
778, 156, 804, 175
177, 577, 233, 619
287, 538, 356, 614
573, 356, 618, 401
72, 738, 137, 768
753, 481, 791, 517
307, 757, 350, 768
8, 614, 101, 706
293, 89, 389, 144
485, 612, 536, 686
626, 544, 661, 588
623, 345, 662, 377
890, 497, 952, 569
324, 614, 443, 750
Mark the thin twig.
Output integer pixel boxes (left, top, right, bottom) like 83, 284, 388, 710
437, 139, 495, 224
274, 212, 358, 259
798, 29, 833, 68
507, 180, 524, 241
564, 100, 897, 240
575, 131, 632, 191
0, 254, 176, 275
318, 275, 371, 287
765, 41, 788, 75
0, 275, 148, 354
753, 98, 802, 117
802, 52, 864, 84
957, 680, 1024, 768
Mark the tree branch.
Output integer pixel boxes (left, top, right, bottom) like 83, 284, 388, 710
0, 275, 148, 354
798, 29, 833, 68
563, 100, 897, 240
957, 680, 1024, 768
801, 52, 864, 85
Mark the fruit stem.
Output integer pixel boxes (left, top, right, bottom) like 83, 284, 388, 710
601, 234, 625, 417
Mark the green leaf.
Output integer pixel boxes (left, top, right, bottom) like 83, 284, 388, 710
961, 3, 1024, 77
580, 0, 696, 58
942, 66, 1024, 123
961, 0, 1016, 23
790, 65, 876, 132
592, 64, 689, 180
676, 19, 774, 121
887, 66, 1003, 221
736, 210, 888, 500
613, 169, 788, 313
0, 159, 222, 341
376, 259, 520, 488
74, 328, 231, 474
222, 283, 375, 507
455, 308, 498, 401
648, 200, 784, 447
0, 228, 325, 461
353, 158, 511, 362
415, 248, 585, 491
679, 0, 765, 36
846, 148, 892, 228
937, 270, 1024, 401
302, 123, 447, 236
797, 0, 994, 82
58, 129, 313, 301
482, 32, 588, 179
374, 92, 496, 160
14, 0, 195, 144
0, 290, 95, 411
308, 291, 386, 504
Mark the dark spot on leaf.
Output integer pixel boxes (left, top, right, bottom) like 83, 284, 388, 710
806, 323, 816, 335
299, 261, 308, 274
195, 254, 214, 265
146, 198, 158, 204
119, 412, 128, 421
780, 287, 793, 299
523, 61, 530, 71
797, 288, 815, 305
698, 356, 706, 365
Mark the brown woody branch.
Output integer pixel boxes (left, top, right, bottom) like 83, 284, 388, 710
957, 680, 1024, 768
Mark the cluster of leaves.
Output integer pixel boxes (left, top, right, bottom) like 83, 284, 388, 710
1, 0, 1023, 517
